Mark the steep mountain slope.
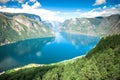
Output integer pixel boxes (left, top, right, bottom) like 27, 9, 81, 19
0, 34, 120, 80
59, 14, 120, 37
0, 12, 54, 45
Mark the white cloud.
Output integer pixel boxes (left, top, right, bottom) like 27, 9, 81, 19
0, 1, 119, 22
80, 7, 120, 18
0, 5, 119, 22
103, 6, 107, 9
0, 6, 64, 22
93, 0, 106, 6
18, 0, 24, 3
91, 7, 102, 12
30, 0, 36, 3
22, 2, 30, 9
115, 4, 120, 7
22, 1, 41, 9
0, 0, 10, 3
32, 1, 41, 9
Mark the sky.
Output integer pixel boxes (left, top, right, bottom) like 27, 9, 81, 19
0, 0, 120, 22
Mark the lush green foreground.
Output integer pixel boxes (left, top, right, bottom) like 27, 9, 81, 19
0, 34, 120, 80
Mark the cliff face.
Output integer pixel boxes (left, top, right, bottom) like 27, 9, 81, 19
59, 14, 120, 37
0, 12, 55, 45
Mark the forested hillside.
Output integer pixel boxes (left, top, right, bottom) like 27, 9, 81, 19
0, 34, 120, 80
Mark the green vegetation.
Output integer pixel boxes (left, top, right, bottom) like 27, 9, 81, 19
60, 14, 120, 37
86, 34, 120, 58
0, 34, 120, 80
0, 12, 54, 46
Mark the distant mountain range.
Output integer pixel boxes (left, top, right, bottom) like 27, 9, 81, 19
0, 12, 54, 45
1, 12, 119, 46
59, 14, 120, 37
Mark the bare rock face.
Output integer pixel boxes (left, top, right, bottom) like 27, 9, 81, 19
0, 12, 55, 45
60, 14, 120, 37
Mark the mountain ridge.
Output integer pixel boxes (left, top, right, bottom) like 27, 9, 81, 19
0, 12, 55, 46
59, 14, 120, 37
0, 12, 42, 21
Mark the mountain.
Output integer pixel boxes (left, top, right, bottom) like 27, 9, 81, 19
0, 12, 42, 22
42, 20, 62, 32
0, 12, 54, 46
0, 34, 120, 80
59, 14, 120, 37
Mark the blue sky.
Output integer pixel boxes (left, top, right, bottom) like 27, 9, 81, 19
0, 0, 119, 11
40, 0, 119, 11
0, 0, 120, 21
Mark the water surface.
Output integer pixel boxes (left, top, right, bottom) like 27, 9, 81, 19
0, 33, 99, 72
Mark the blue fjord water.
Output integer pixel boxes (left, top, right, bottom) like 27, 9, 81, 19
0, 32, 99, 72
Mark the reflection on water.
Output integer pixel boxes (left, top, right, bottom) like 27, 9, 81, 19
61, 32, 100, 54
41, 32, 100, 63
0, 33, 99, 72
0, 37, 54, 72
